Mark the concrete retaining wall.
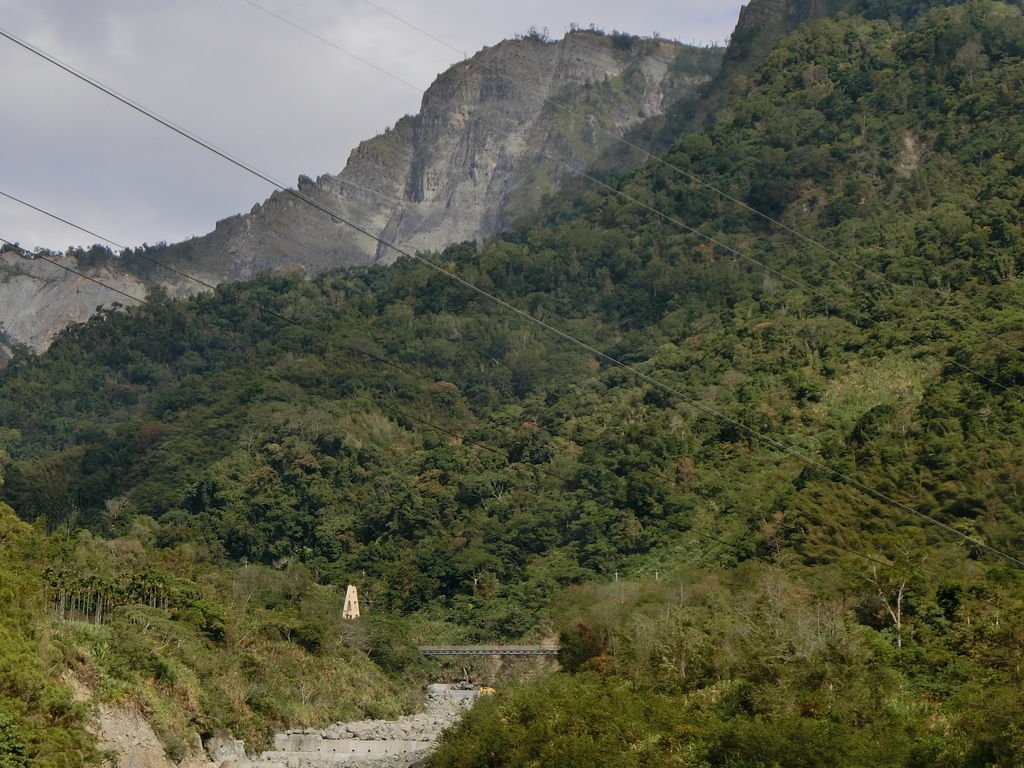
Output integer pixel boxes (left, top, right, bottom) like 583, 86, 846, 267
254, 739, 432, 766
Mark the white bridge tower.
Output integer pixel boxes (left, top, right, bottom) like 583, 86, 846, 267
342, 584, 360, 620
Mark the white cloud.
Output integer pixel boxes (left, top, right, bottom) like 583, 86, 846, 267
0, 0, 744, 250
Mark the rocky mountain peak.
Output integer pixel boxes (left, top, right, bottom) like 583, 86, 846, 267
1, 29, 722, 351
167, 29, 718, 279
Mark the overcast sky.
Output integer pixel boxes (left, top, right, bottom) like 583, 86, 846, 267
0, 1, 745, 252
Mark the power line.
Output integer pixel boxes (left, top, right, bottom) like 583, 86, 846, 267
358, 0, 1023, 362
3, 27, 1021, 569
0, 188, 471, 385
0, 223, 746, 568
236, 2, 825, 298
221, 13, 1021, 402
232, 2, 1019, 399
224, 5, 1024, 565
0, 191, 123, 251
360, 0, 469, 60
0, 237, 144, 305
0, 217, 966, 581
3, 191, 976, 583
0, 189, 223, 291
0, 205, 894, 577
0, 197, 907, 574
240, 0, 425, 92
0, 201, 624, 506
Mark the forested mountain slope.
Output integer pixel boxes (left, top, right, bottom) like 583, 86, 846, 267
673, 0, 1024, 133
2, 1, 1024, 765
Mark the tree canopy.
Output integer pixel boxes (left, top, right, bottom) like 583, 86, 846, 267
2, 1, 1024, 764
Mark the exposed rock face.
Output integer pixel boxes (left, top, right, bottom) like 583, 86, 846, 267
2, 31, 719, 352
0, 251, 146, 351
64, 671, 215, 768
0, 248, 205, 353
174, 31, 714, 280
206, 732, 252, 768
93, 701, 216, 768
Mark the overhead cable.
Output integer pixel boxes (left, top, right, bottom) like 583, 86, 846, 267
0, 227, 741, 566
235, 1, 1020, 398
357, 0, 1022, 360
3, 26, 1021, 568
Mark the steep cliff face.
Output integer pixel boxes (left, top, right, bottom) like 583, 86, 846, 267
1, 31, 719, 351
0, 251, 146, 351
172, 31, 716, 279
0, 248, 204, 355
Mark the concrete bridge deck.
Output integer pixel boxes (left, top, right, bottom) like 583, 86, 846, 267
417, 645, 560, 657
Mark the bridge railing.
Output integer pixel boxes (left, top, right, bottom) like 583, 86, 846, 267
417, 645, 560, 657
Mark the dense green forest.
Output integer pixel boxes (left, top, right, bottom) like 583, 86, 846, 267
2, 1, 1024, 765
